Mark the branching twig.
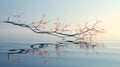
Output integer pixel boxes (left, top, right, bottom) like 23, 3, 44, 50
1, 14, 104, 41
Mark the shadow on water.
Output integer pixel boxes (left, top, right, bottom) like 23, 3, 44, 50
0, 41, 105, 64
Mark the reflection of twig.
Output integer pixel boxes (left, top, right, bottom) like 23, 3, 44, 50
8, 54, 21, 63
5, 43, 50, 63
30, 43, 49, 49
2, 42, 104, 64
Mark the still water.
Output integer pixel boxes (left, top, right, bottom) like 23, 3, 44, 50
0, 41, 120, 67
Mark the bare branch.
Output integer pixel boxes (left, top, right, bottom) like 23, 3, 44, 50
92, 20, 101, 28
1, 14, 104, 42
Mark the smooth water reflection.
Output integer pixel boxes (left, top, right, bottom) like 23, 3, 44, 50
0, 41, 120, 67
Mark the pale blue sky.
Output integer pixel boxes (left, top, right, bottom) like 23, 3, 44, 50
0, 0, 120, 21
0, 0, 120, 42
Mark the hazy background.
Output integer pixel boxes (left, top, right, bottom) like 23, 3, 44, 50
0, 0, 120, 42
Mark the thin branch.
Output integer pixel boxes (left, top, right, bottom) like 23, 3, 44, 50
1, 14, 104, 42
92, 20, 101, 28
2, 20, 100, 37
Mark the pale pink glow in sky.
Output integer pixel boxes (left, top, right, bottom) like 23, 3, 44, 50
0, 0, 120, 41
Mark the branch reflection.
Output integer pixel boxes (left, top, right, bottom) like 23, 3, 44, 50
2, 42, 105, 64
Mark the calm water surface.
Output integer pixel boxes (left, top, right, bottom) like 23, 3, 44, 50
0, 41, 120, 67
